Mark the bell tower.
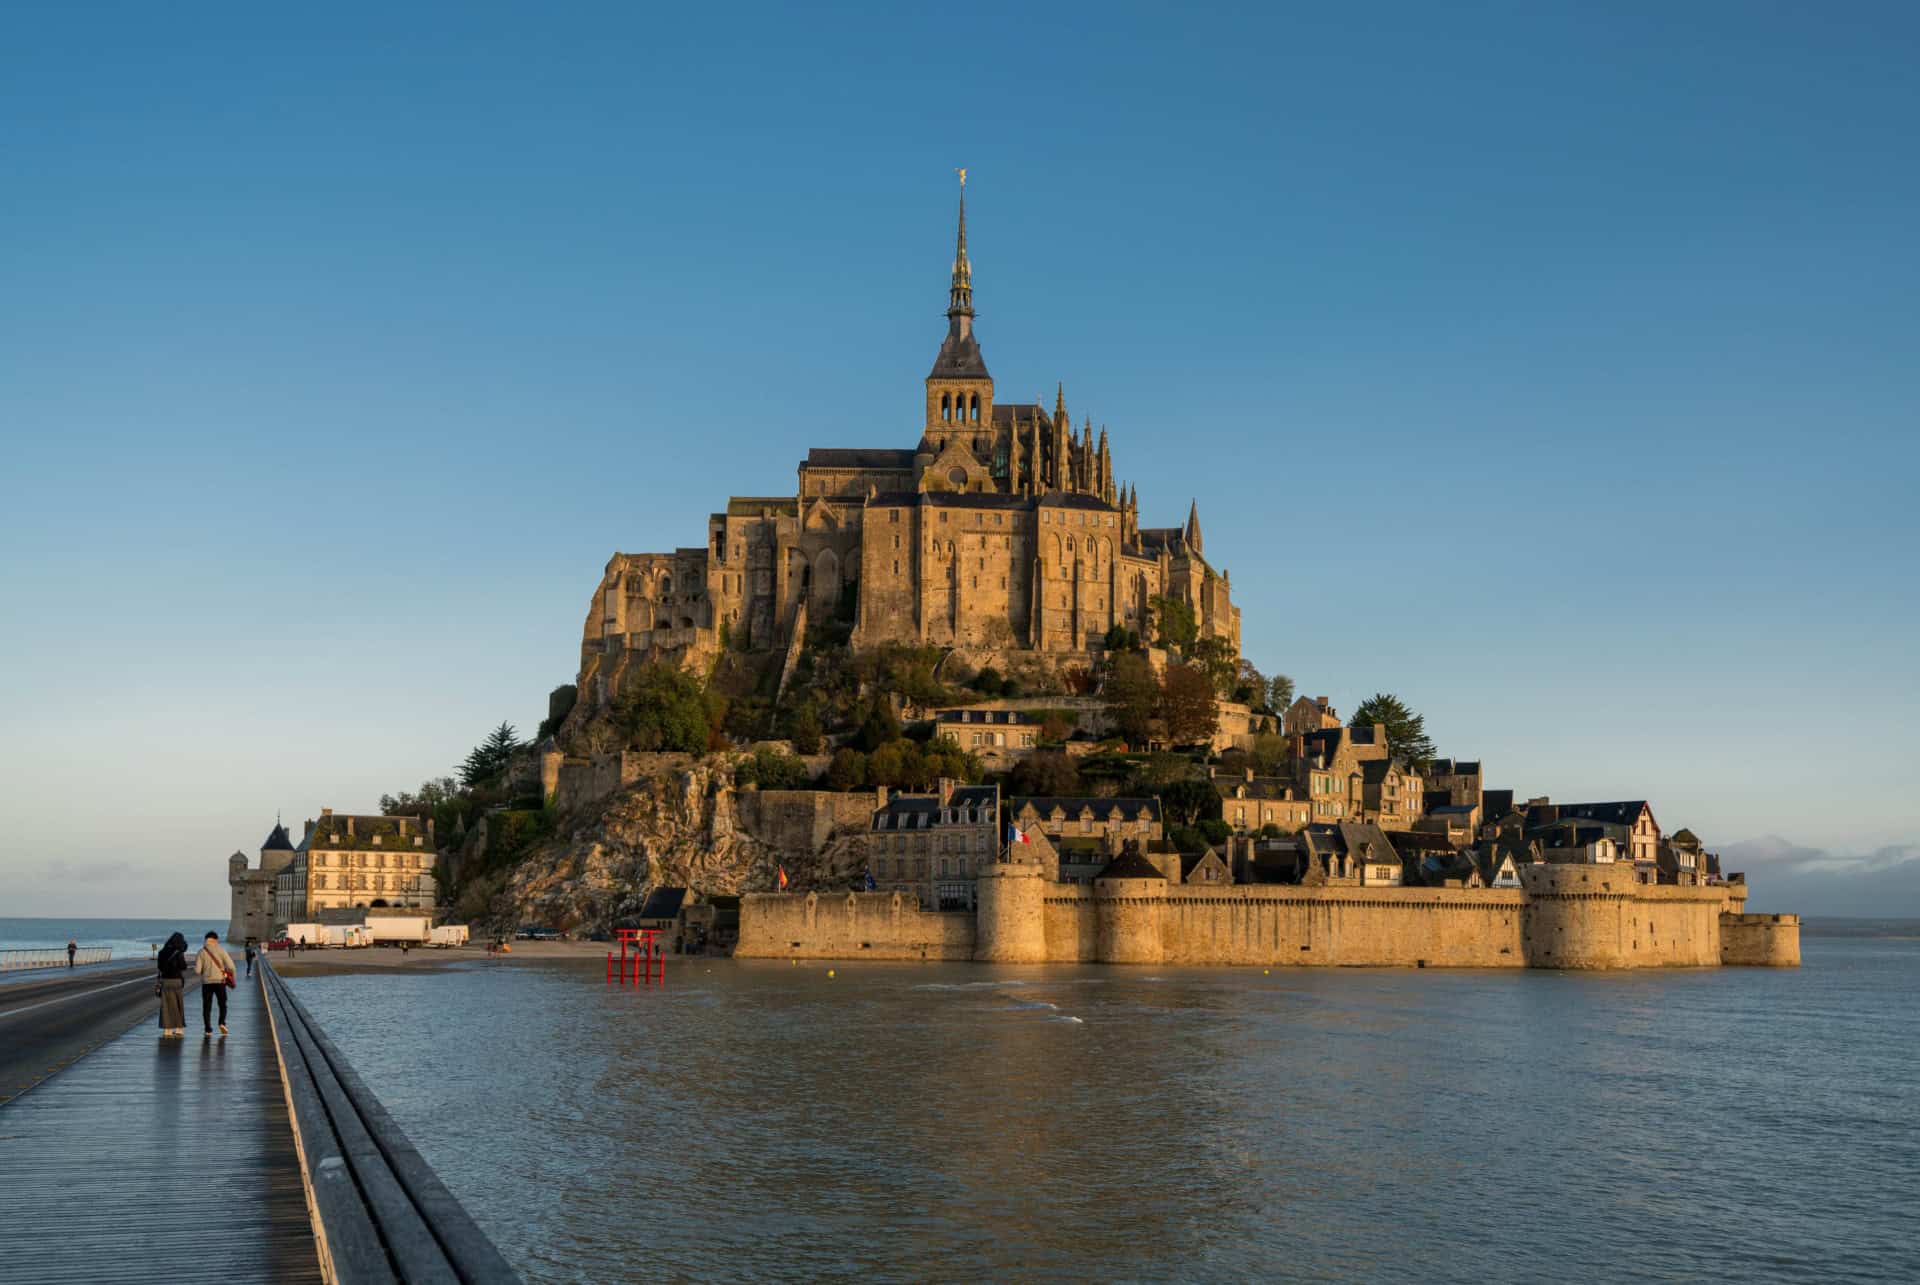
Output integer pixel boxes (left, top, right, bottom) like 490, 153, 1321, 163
925, 169, 993, 447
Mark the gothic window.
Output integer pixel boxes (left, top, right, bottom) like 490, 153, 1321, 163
970, 394, 980, 422
660, 574, 672, 595
941, 393, 952, 422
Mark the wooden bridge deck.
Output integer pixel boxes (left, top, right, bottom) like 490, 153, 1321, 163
0, 970, 321, 1284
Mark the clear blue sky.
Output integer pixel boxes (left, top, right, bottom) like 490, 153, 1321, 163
2, 2, 1915, 917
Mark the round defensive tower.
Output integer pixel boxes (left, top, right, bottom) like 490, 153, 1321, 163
1520, 862, 1639, 969
1093, 849, 1169, 965
975, 861, 1049, 963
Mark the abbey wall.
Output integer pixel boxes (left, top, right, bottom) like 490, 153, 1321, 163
736, 861, 1801, 969
576, 183, 1239, 713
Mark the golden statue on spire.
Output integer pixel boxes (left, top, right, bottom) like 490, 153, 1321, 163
956, 167, 967, 187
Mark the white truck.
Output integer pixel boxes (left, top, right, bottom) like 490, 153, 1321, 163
324, 924, 372, 948
285, 923, 326, 947
366, 916, 432, 945
429, 924, 469, 948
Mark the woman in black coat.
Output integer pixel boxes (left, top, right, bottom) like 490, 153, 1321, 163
155, 932, 188, 1036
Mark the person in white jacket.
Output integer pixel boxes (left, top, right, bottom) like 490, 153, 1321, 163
194, 931, 236, 1035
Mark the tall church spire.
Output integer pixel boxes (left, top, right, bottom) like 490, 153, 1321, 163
1184, 498, 1203, 555
948, 170, 973, 332
928, 169, 989, 383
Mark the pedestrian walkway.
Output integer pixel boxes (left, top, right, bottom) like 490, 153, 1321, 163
0, 972, 321, 1283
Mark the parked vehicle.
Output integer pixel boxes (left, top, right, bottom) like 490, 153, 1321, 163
285, 923, 326, 947
428, 924, 469, 948
264, 936, 294, 952
366, 916, 431, 944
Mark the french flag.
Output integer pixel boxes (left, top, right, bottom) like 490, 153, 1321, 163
1008, 825, 1030, 846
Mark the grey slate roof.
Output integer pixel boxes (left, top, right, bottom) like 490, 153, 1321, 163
1013, 796, 1163, 823
1097, 849, 1167, 881
804, 449, 916, 470
262, 822, 295, 852
930, 329, 989, 379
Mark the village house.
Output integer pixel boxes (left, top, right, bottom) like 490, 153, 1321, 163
1292, 723, 1391, 822
1008, 796, 1164, 884
280, 809, 437, 918
933, 707, 1043, 771
1299, 822, 1403, 887
1359, 759, 1424, 830
1424, 758, 1484, 830
1658, 828, 1711, 887
1210, 766, 1311, 835
1533, 819, 1619, 865
1525, 799, 1661, 883
1180, 848, 1233, 887
869, 781, 1000, 910
1281, 695, 1342, 737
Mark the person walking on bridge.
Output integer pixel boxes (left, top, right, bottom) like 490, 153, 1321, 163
244, 940, 257, 977
155, 932, 189, 1036
195, 931, 236, 1036
66, 939, 76, 968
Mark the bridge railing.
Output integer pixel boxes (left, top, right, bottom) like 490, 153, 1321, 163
1, 947, 113, 971
259, 960, 520, 1284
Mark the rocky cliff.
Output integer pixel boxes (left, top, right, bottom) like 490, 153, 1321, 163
498, 758, 871, 932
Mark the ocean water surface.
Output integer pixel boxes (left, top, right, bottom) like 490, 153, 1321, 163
0, 916, 217, 959
290, 937, 1919, 1283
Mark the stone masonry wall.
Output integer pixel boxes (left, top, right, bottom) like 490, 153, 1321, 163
735, 890, 976, 960
741, 869, 1758, 969
1720, 913, 1802, 966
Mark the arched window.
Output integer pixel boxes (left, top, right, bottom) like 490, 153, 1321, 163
660, 574, 672, 596
969, 394, 980, 422
941, 393, 952, 422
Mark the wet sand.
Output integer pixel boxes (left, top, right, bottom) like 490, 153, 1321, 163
272, 939, 609, 977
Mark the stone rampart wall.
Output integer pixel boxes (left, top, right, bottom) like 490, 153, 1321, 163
735, 891, 975, 961
734, 789, 876, 853
1720, 913, 1802, 966
740, 867, 1768, 969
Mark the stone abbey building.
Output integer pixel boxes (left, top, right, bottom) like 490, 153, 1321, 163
578, 182, 1240, 705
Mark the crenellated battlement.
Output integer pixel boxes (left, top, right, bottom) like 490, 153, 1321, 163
737, 859, 1798, 968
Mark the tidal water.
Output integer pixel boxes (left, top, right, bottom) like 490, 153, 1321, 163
291, 938, 1919, 1283
0, 916, 211, 958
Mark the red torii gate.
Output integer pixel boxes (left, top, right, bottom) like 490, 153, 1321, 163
606, 927, 665, 987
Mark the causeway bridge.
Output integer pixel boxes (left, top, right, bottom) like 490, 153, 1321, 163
0, 958, 518, 1283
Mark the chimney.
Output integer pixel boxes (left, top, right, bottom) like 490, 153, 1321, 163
875, 786, 889, 809
321, 808, 333, 818
345, 816, 355, 836
939, 776, 957, 804
1244, 767, 1254, 782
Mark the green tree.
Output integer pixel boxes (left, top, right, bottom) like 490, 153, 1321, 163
1234, 658, 1267, 708
1103, 623, 1141, 652
459, 722, 524, 788
1159, 777, 1223, 829
1350, 692, 1436, 772
615, 663, 713, 753
855, 702, 903, 753
1008, 750, 1082, 798
1149, 595, 1198, 651
866, 739, 924, 790
1190, 636, 1238, 697
825, 748, 868, 791
1269, 674, 1296, 714
782, 703, 823, 755
1102, 651, 1159, 747
739, 746, 813, 790
970, 666, 1005, 697
1158, 661, 1219, 747
922, 735, 984, 785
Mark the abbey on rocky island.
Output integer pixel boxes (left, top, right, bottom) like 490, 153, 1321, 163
577, 180, 1239, 707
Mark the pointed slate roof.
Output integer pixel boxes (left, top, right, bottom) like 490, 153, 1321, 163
1096, 849, 1168, 881
262, 821, 295, 852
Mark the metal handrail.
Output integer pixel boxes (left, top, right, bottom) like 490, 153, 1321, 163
1, 947, 113, 971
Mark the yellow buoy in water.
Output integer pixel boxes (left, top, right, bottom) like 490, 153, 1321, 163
827, 969, 836, 978
1263, 969, 1270, 975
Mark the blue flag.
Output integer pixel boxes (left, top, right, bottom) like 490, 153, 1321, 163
864, 868, 876, 891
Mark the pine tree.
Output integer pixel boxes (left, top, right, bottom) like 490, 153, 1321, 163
459, 721, 525, 787
1349, 694, 1435, 772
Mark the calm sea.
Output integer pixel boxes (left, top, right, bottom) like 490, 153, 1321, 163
288, 931, 1920, 1283
0, 916, 226, 958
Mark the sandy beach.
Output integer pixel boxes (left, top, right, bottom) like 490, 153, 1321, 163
271, 939, 609, 977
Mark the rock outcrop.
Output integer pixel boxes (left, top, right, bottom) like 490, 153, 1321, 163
501, 758, 871, 933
